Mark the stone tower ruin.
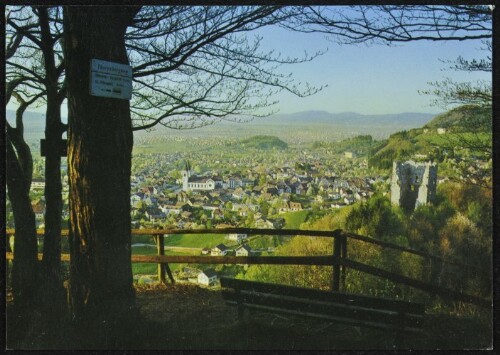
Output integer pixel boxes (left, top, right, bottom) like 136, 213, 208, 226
390, 160, 437, 212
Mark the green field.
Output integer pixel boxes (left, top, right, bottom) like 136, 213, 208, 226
131, 233, 232, 248
131, 245, 202, 275
282, 210, 311, 229
132, 263, 157, 275
163, 233, 229, 248
131, 246, 157, 275
247, 235, 287, 249
131, 233, 235, 276
132, 234, 156, 244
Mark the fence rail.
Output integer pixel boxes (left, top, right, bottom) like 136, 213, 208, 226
5, 228, 490, 308
5, 227, 479, 268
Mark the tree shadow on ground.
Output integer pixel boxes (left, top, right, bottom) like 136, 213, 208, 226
6, 283, 492, 350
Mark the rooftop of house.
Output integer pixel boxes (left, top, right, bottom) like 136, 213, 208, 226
188, 176, 215, 183
200, 268, 217, 278
237, 244, 252, 252
214, 244, 228, 251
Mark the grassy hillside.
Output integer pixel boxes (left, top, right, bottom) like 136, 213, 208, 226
369, 127, 492, 170
368, 105, 492, 170
368, 130, 421, 169
164, 233, 229, 248
312, 135, 380, 157
424, 105, 491, 132
240, 135, 288, 150
282, 210, 311, 229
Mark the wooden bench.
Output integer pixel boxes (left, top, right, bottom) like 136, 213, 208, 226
220, 277, 425, 347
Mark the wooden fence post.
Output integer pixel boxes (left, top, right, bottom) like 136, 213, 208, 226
332, 230, 341, 292
341, 233, 347, 291
156, 233, 166, 284
164, 246, 176, 285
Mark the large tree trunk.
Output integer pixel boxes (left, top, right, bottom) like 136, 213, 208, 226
63, 6, 139, 320
38, 6, 64, 307
41, 103, 64, 297
6, 135, 38, 312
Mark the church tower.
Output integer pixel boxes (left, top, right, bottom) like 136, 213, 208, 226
182, 161, 191, 191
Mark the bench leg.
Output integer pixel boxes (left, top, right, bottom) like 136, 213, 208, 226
165, 263, 175, 284
238, 302, 244, 321
394, 312, 406, 348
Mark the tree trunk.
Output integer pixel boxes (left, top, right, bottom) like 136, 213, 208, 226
6, 135, 39, 311
63, 6, 139, 320
41, 103, 64, 298
38, 6, 64, 305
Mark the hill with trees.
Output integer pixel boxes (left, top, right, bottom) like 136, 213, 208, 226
312, 135, 381, 157
239, 135, 288, 150
368, 104, 492, 171
424, 105, 491, 132
368, 130, 425, 170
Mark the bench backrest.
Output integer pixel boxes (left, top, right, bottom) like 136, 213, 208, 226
220, 277, 425, 315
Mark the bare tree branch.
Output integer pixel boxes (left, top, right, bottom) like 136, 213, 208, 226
284, 6, 492, 44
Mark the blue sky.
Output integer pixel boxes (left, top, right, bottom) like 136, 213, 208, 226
254, 25, 491, 115
7, 9, 491, 118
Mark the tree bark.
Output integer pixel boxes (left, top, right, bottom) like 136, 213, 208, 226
38, 6, 64, 303
63, 6, 139, 320
6, 134, 38, 311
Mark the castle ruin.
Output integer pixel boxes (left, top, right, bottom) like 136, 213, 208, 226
390, 160, 437, 212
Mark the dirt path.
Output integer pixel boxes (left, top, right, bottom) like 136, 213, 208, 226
6, 283, 491, 350
133, 284, 492, 350
134, 283, 369, 350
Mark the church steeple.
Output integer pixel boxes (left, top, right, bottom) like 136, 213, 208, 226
184, 160, 191, 173
182, 160, 191, 191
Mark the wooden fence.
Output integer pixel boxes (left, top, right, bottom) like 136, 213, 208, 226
5, 228, 491, 308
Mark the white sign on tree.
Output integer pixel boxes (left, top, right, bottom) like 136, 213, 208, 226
90, 59, 132, 100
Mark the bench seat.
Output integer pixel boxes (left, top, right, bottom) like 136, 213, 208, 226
220, 277, 425, 345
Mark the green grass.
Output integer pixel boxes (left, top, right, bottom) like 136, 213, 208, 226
133, 263, 157, 275
247, 235, 287, 249
132, 246, 157, 255
282, 210, 311, 229
133, 262, 189, 275
131, 245, 157, 275
131, 243, 209, 275
164, 250, 204, 272
163, 233, 228, 248
131, 233, 230, 248
132, 234, 156, 244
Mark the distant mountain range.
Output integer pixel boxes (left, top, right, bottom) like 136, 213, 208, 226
260, 110, 435, 127
7, 109, 437, 142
